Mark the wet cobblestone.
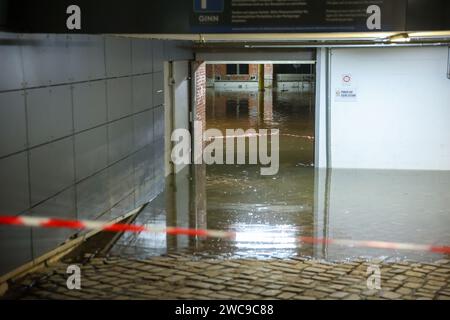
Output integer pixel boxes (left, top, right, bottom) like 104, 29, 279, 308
4, 256, 450, 300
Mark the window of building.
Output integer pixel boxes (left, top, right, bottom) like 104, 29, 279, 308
276, 64, 312, 74
226, 64, 249, 75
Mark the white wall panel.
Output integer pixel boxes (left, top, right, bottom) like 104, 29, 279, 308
330, 47, 450, 170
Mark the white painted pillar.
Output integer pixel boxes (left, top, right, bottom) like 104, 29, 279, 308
314, 48, 329, 169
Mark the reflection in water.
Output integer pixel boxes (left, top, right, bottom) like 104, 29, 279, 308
111, 89, 450, 262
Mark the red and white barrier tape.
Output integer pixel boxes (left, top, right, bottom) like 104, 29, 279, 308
0, 215, 234, 239
0, 215, 449, 254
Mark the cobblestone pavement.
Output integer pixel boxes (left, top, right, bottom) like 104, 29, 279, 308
4, 254, 450, 300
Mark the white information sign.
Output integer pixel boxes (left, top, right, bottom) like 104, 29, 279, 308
335, 74, 357, 102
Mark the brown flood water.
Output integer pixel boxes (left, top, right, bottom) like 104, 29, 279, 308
111, 88, 450, 262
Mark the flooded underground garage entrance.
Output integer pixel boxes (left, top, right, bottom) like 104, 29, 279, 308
2, 43, 450, 302
1, 1, 450, 306
111, 61, 319, 260
109, 61, 450, 264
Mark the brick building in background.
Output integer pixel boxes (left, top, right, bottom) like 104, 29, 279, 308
206, 64, 274, 88
205, 63, 314, 90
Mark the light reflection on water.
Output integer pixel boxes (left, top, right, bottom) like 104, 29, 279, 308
111, 89, 450, 262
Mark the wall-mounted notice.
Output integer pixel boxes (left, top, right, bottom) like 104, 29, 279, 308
335, 88, 357, 102
4, 0, 449, 34
191, 0, 407, 33
335, 74, 357, 102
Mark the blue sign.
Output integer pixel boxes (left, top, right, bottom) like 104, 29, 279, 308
193, 0, 224, 13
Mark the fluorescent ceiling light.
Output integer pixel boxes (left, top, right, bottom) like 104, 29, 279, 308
386, 33, 411, 43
